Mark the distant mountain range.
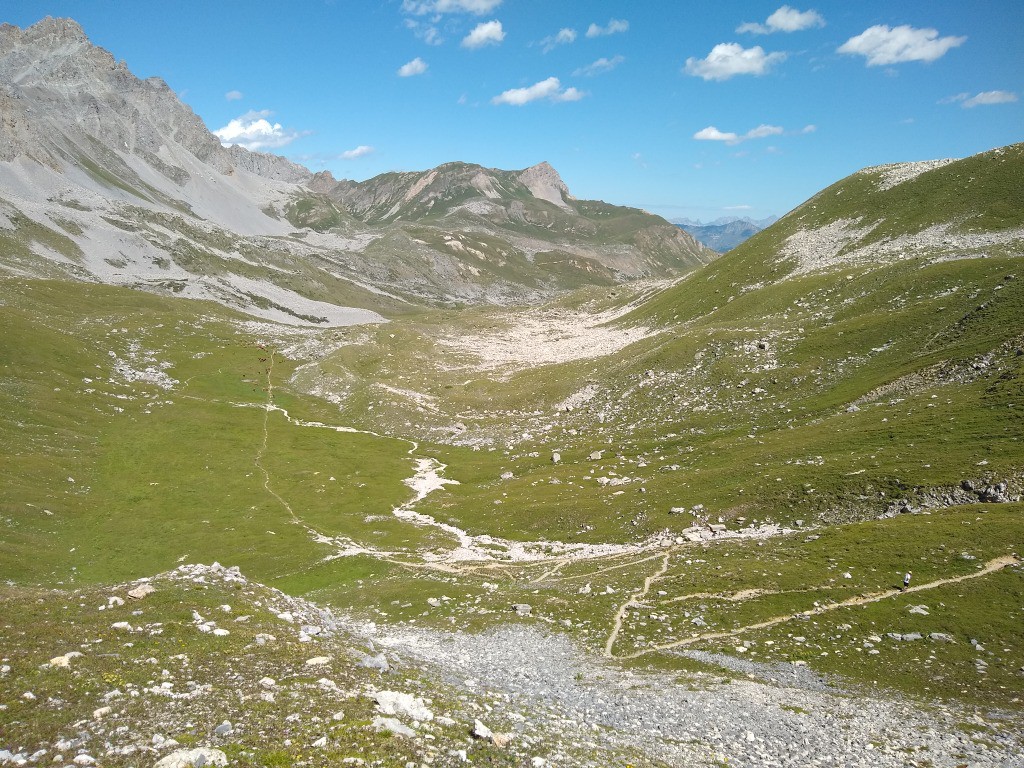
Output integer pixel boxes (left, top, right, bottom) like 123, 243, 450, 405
670, 215, 779, 253
0, 17, 716, 324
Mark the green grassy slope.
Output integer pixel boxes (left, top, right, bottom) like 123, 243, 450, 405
0, 279, 431, 589
2, 143, 1021, 717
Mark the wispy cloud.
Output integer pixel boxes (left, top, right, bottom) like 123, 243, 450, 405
404, 18, 443, 45
225, 90, 243, 101
684, 43, 786, 81
398, 57, 428, 77
492, 77, 583, 106
214, 110, 303, 151
573, 55, 625, 77
462, 20, 505, 48
402, 0, 500, 15
942, 90, 1018, 108
341, 145, 374, 159
838, 24, 966, 66
737, 5, 825, 35
540, 27, 576, 53
586, 19, 628, 38
694, 123, 785, 144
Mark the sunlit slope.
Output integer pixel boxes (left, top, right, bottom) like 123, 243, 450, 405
0, 279, 451, 587
636, 143, 1024, 327
318, 147, 1024, 543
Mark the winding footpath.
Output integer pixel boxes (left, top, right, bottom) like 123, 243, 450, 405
615, 553, 1020, 660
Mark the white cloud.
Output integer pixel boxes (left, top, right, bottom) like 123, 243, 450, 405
684, 43, 786, 81
225, 90, 243, 101
462, 20, 505, 48
541, 27, 576, 52
398, 57, 428, 77
404, 19, 443, 45
214, 110, 301, 151
693, 123, 785, 144
745, 124, 784, 139
492, 77, 584, 106
962, 90, 1018, 108
586, 19, 628, 38
801, 124, 817, 133
402, 0, 501, 14
737, 5, 825, 34
573, 55, 625, 77
341, 145, 374, 159
694, 126, 739, 142
838, 24, 966, 66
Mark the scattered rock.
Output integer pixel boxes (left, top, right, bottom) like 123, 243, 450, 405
359, 653, 389, 672
511, 603, 533, 617
374, 690, 433, 722
127, 583, 156, 600
153, 748, 228, 768
213, 720, 233, 736
49, 651, 84, 668
304, 656, 333, 667
372, 716, 415, 738
472, 719, 493, 740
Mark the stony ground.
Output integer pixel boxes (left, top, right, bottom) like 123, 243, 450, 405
372, 620, 1024, 768
6, 563, 1023, 768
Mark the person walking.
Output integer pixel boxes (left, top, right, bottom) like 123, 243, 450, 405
902, 571, 912, 591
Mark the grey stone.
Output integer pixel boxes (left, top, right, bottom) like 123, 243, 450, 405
213, 720, 232, 736
359, 653, 389, 672
374, 690, 433, 722
512, 603, 533, 617
373, 716, 415, 738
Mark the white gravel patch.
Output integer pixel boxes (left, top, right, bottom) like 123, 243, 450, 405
437, 305, 656, 372
861, 158, 957, 191
784, 218, 1024, 276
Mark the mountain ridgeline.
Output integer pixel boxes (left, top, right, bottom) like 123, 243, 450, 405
0, 17, 714, 322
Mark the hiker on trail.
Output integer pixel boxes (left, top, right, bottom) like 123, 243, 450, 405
902, 571, 912, 591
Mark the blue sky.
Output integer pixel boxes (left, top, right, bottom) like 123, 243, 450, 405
6, 1, 1023, 221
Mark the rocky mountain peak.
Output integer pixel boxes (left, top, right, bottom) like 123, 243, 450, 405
3, 16, 88, 47
518, 160, 573, 209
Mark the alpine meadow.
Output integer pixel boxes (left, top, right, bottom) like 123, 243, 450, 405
1, 9, 1023, 768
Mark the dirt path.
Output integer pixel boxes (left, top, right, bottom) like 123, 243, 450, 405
254, 350, 303, 527
616, 554, 1019, 660
604, 552, 672, 657
660, 586, 828, 604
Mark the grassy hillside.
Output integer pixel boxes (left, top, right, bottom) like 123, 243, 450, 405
2, 145, 1022, 753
